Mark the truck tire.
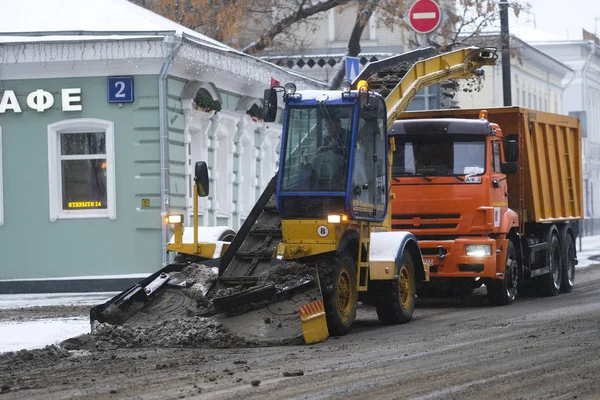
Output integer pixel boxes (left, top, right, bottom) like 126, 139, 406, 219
560, 234, 576, 293
539, 234, 562, 296
374, 251, 416, 325
318, 251, 358, 336
486, 241, 518, 306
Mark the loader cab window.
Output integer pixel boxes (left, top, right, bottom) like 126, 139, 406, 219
393, 135, 486, 178
350, 96, 387, 221
280, 106, 353, 193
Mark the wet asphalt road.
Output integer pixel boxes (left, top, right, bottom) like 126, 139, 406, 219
2, 264, 600, 400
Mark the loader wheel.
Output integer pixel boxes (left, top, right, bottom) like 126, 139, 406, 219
560, 234, 576, 293
318, 251, 358, 336
487, 241, 518, 306
539, 234, 562, 297
374, 251, 416, 325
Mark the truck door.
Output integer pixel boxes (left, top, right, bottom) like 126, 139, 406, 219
350, 97, 387, 221
491, 139, 508, 228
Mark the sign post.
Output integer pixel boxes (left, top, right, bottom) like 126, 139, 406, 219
407, 0, 442, 34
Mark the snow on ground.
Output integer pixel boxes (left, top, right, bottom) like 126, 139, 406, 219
0, 292, 120, 354
0, 318, 90, 353
0, 292, 119, 310
1, 236, 599, 354
573, 235, 600, 268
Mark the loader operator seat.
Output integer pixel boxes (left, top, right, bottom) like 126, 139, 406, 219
311, 148, 345, 191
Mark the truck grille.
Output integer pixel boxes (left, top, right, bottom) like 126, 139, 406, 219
392, 213, 461, 230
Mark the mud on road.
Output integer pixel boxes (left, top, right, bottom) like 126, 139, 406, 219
2, 264, 600, 399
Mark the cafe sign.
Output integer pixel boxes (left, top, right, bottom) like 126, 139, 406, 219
0, 88, 82, 113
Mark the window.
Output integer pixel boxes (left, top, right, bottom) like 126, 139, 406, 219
492, 141, 502, 172
0, 127, 3, 226
47, 119, 116, 221
280, 106, 353, 192
394, 136, 486, 176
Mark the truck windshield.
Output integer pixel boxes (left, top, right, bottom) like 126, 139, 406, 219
280, 105, 353, 192
393, 135, 486, 177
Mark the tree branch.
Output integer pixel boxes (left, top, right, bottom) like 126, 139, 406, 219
241, 0, 355, 54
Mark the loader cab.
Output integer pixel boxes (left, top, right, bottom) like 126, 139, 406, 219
264, 83, 388, 222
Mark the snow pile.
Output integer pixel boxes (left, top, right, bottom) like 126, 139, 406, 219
62, 317, 251, 351
60, 261, 315, 350
0, 345, 71, 369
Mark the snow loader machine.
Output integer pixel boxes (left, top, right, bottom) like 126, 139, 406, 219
90, 46, 498, 345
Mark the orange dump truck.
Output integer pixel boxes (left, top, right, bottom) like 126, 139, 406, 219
389, 107, 583, 305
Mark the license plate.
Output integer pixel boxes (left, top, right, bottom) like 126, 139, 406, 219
422, 257, 434, 267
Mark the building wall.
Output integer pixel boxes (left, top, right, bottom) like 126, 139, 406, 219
183, 91, 282, 232
453, 54, 565, 113
0, 75, 163, 280
534, 41, 600, 235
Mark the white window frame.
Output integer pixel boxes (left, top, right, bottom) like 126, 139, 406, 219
0, 127, 3, 226
47, 118, 116, 222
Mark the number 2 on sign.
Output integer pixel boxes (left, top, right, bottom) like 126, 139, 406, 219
114, 81, 126, 98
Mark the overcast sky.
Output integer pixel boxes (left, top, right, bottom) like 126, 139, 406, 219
509, 0, 599, 41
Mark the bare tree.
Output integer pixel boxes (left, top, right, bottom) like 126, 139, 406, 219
131, 0, 529, 88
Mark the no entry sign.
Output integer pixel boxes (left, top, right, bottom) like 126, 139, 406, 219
408, 0, 441, 34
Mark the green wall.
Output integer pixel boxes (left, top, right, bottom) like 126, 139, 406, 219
0, 74, 183, 280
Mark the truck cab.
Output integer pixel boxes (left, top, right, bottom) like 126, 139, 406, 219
389, 110, 520, 302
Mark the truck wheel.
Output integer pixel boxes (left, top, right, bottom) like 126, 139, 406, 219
539, 234, 562, 296
374, 251, 416, 325
318, 251, 358, 336
487, 241, 518, 306
560, 235, 576, 293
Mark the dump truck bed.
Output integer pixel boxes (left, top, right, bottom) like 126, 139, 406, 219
398, 107, 583, 227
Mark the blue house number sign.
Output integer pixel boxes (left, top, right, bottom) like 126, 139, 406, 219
107, 76, 134, 103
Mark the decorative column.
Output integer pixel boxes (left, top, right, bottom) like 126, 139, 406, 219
237, 114, 262, 222
211, 109, 240, 227
182, 98, 216, 227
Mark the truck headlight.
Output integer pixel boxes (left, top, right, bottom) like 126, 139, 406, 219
465, 244, 492, 257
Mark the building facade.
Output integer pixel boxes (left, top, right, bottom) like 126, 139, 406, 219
452, 34, 571, 113
0, 0, 325, 292
532, 38, 600, 236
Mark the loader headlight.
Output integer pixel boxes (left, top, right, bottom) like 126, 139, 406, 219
327, 214, 349, 223
465, 244, 492, 257
164, 214, 184, 224
284, 82, 297, 95
340, 80, 351, 93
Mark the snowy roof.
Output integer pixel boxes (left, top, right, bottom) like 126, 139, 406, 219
0, 0, 230, 51
0, 0, 328, 88
510, 26, 569, 43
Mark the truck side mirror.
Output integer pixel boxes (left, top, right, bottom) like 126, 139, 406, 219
505, 134, 518, 162
195, 161, 209, 197
263, 88, 278, 122
501, 162, 518, 175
